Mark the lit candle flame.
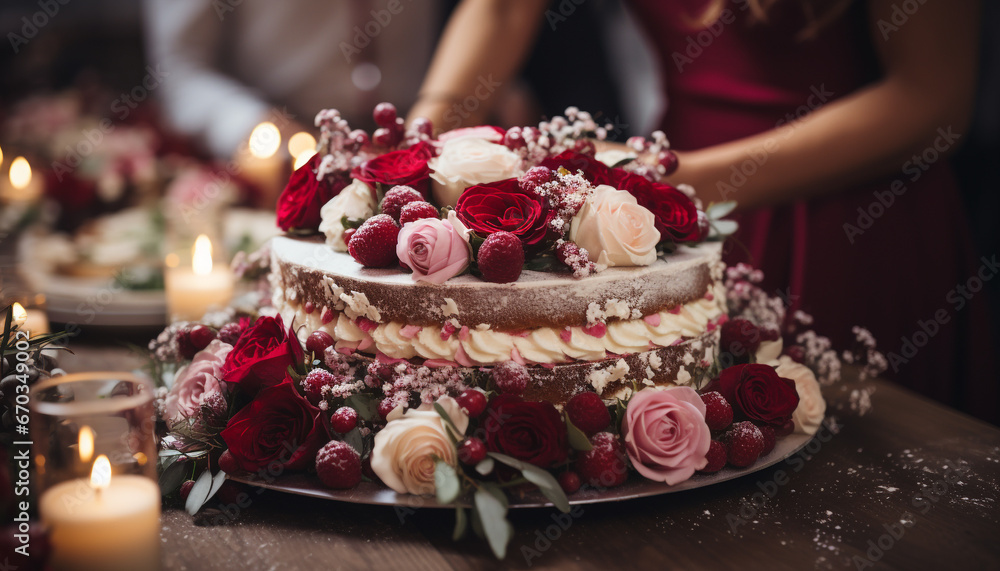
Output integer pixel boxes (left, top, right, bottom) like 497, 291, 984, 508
0, 145, 4, 166
90, 455, 111, 491
249, 122, 281, 159
10, 157, 32, 190
11, 302, 27, 328
293, 150, 316, 170
79, 426, 94, 463
287, 132, 316, 159
192, 234, 213, 275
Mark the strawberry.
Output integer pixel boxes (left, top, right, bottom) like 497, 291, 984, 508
725, 421, 764, 468
399, 201, 440, 224
698, 440, 727, 474
575, 432, 628, 487
348, 214, 400, 267
315, 440, 362, 489
477, 231, 524, 283
700, 391, 734, 432
380, 185, 424, 221
331, 406, 359, 433
565, 392, 611, 436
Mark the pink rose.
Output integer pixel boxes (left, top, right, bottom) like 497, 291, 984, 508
621, 387, 711, 485
165, 339, 232, 423
396, 211, 472, 284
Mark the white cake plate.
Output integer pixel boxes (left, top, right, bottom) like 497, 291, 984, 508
227, 432, 814, 509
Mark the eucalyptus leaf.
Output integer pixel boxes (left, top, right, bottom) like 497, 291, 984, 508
344, 428, 365, 456
475, 457, 495, 476
433, 402, 463, 441
435, 461, 461, 505
520, 465, 571, 513
565, 416, 593, 452
184, 469, 214, 515
452, 507, 467, 541
709, 219, 739, 239
706, 201, 737, 220
205, 470, 227, 504
345, 393, 378, 422
474, 486, 512, 559
158, 459, 188, 496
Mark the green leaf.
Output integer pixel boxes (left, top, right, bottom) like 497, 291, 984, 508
565, 416, 593, 452
343, 428, 365, 456
475, 457, 495, 476
487, 453, 571, 513
474, 485, 512, 559
435, 460, 461, 505
184, 469, 214, 515
340, 215, 366, 230
609, 156, 636, 169
452, 507, 468, 541
433, 402, 463, 441
344, 393, 379, 422
706, 201, 737, 220
158, 458, 188, 496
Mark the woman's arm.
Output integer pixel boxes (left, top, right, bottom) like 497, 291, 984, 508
407, 0, 550, 131
669, 0, 979, 210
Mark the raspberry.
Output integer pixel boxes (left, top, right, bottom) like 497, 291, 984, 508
315, 440, 362, 489
455, 389, 487, 418
458, 437, 487, 465
758, 424, 776, 455
331, 406, 359, 433
348, 214, 400, 267
189, 325, 216, 351
491, 361, 529, 395
519, 166, 555, 193
302, 369, 345, 404
477, 231, 524, 283
218, 450, 240, 474
565, 392, 610, 436
217, 322, 243, 345
305, 331, 334, 356
380, 186, 424, 221
176, 328, 198, 360
558, 471, 581, 494
725, 421, 764, 468
700, 391, 734, 432
575, 432, 628, 487
179, 479, 195, 501
699, 440, 727, 474
399, 201, 439, 224
377, 398, 397, 420
373, 102, 397, 128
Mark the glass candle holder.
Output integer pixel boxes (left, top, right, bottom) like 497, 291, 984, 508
30, 372, 160, 571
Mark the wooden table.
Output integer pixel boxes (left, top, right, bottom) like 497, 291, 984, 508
61, 342, 1000, 570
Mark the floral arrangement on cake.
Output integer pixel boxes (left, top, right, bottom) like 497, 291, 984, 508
149, 104, 884, 559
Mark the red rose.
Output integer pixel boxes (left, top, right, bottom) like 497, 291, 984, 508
276, 153, 349, 231
221, 379, 328, 472
540, 150, 620, 186
221, 315, 304, 396
351, 141, 436, 197
713, 364, 800, 428
482, 394, 568, 467
719, 318, 781, 365
615, 173, 700, 243
455, 178, 552, 249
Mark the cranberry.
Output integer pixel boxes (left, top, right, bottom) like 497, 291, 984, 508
305, 331, 334, 355
455, 389, 487, 418
188, 324, 216, 351
558, 471, 582, 494
411, 117, 433, 137
373, 102, 397, 128
373, 128, 394, 147
331, 406, 359, 433
659, 150, 679, 175
458, 437, 487, 465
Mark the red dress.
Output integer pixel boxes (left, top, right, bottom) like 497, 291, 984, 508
628, 0, 998, 422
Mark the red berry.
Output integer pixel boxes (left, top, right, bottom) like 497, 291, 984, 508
377, 398, 397, 420
179, 479, 195, 501
342, 227, 356, 247
659, 150, 679, 176
458, 437, 487, 465
218, 322, 243, 345
519, 166, 554, 193
218, 450, 240, 474
315, 440, 362, 489
575, 432, 628, 488
758, 424, 776, 455
302, 369, 343, 404
699, 440, 727, 474
303, 301, 315, 314
565, 392, 611, 436
331, 406, 359, 433
306, 331, 335, 356
558, 471, 582, 494
503, 127, 526, 150
321, 306, 335, 324
412, 117, 433, 137
399, 201, 439, 224
188, 325, 216, 351
455, 389, 487, 418
380, 186, 424, 221
477, 231, 524, 283
775, 420, 795, 437
176, 328, 198, 360
700, 391, 734, 432
373, 102, 397, 128
348, 214, 400, 267
725, 421, 764, 468
491, 361, 529, 396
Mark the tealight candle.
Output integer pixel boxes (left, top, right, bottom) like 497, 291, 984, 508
165, 233, 234, 321
0, 155, 44, 203
11, 302, 50, 336
40, 454, 160, 571
238, 121, 285, 204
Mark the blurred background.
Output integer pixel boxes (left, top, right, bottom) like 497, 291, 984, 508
0, 0, 997, 420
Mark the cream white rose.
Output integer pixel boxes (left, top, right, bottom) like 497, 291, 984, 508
775, 356, 826, 435
428, 138, 522, 207
757, 337, 783, 366
371, 396, 469, 495
318, 179, 376, 251
568, 185, 661, 267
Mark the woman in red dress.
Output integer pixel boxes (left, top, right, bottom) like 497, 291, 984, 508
410, 0, 997, 423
